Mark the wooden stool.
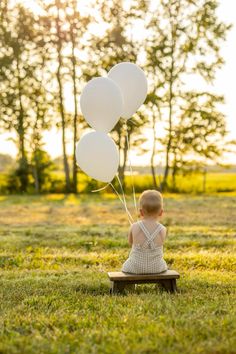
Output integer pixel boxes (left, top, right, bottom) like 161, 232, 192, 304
108, 270, 180, 294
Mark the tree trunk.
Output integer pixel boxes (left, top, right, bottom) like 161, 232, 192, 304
71, 44, 78, 194
16, 55, 28, 192
18, 129, 28, 193
150, 162, 158, 190
56, 6, 71, 193
117, 125, 122, 179
172, 160, 177, 191
162, 28, 175, 191
119, 132, 128, 189
33, 165, 40, 193
150, 112, 158, 190
70, 1, 78, 194
162, 76, 174, 190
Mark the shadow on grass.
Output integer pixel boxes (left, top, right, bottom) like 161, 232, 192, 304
75, 282, 109, 296
176, 276, 235, 295
74, 282, 179, 296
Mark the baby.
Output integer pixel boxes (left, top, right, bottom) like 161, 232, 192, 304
122, 190, 168, 274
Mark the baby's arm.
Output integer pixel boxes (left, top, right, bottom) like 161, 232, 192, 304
160, 226, 167, 244
128, 225, 133, 246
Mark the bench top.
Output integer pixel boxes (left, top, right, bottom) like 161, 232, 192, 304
108, 270, 180, 281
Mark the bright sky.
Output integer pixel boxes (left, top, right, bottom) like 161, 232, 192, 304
0, 0, 236, 165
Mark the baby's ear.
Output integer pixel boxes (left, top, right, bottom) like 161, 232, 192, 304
139, 208, 143, 217
159, 209, 164, 216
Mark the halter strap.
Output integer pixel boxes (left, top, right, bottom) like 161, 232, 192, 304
138, 221, 164, 248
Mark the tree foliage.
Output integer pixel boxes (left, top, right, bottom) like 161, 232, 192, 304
0, 0, 231, 193
143, 0, 230, 189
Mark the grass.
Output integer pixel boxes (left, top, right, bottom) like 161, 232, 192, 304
1, 172, 236, 194
124, 172, 236, 194
0, 193, 236, 354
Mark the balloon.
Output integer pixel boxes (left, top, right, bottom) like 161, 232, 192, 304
80, 77, 124, 133
108, 62, 148, 119
76, 131, 119, 183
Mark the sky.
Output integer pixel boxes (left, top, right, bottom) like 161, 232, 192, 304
0, 0, 236, 165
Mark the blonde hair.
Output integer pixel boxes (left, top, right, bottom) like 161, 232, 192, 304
139, 190, 163, 215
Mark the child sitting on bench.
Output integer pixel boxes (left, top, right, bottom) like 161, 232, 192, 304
122, 190, 168, 274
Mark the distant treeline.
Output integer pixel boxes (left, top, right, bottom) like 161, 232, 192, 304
0, 0, 234, 194
1, 153, 236, 195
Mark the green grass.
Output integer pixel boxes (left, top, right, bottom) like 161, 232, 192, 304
56, 171, 236, 194
1, 171, 236, 194
0, 194, 236, 354
124, 172, 236, 194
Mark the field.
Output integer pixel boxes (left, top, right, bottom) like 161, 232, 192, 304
1, 172, 236, 194
124, 172, 236, 194
0, 193, 236, 354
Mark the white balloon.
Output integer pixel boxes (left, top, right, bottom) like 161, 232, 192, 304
108, 62, 148, 119
80, 77, 124, 133
76, 131, 119, 183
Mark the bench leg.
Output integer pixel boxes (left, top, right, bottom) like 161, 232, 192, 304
158, 279, 173, 292
110, 281, 126, 295
109, 280, 177, 294
171, 279, 177, 292
158, 279, 177, 293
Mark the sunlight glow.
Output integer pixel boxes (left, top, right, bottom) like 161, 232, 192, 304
1, 0, 236, 165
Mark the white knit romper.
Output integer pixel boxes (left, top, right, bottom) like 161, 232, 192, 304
122, 221, 168, 274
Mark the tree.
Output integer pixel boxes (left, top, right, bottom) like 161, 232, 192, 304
39, 0, 91, 193
38, 0, 71, 192
29, 86, 52, 193
112, 112, 148, 186
145, 91, 163, 190
65, 0, 90, 193
30, 149, 55, 193
169, 92, 227, 188
89, 0, 148, 185
0, 3, 48, 192
144, 0, 230, 189
55, 1, 71, 192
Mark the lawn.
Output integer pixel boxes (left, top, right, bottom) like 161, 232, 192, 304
124, 172, 236, 194
1, 172, 236, 195
0, 194, 235, 354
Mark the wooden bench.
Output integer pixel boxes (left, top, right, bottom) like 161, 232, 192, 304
108, 270, 180, 294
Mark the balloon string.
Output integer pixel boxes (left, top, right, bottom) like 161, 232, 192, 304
90, 179, 133, 225
125, 121, 139, 220
91, 184, 110, 193
109, 182, 133, 225
116, 173, 135, 224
